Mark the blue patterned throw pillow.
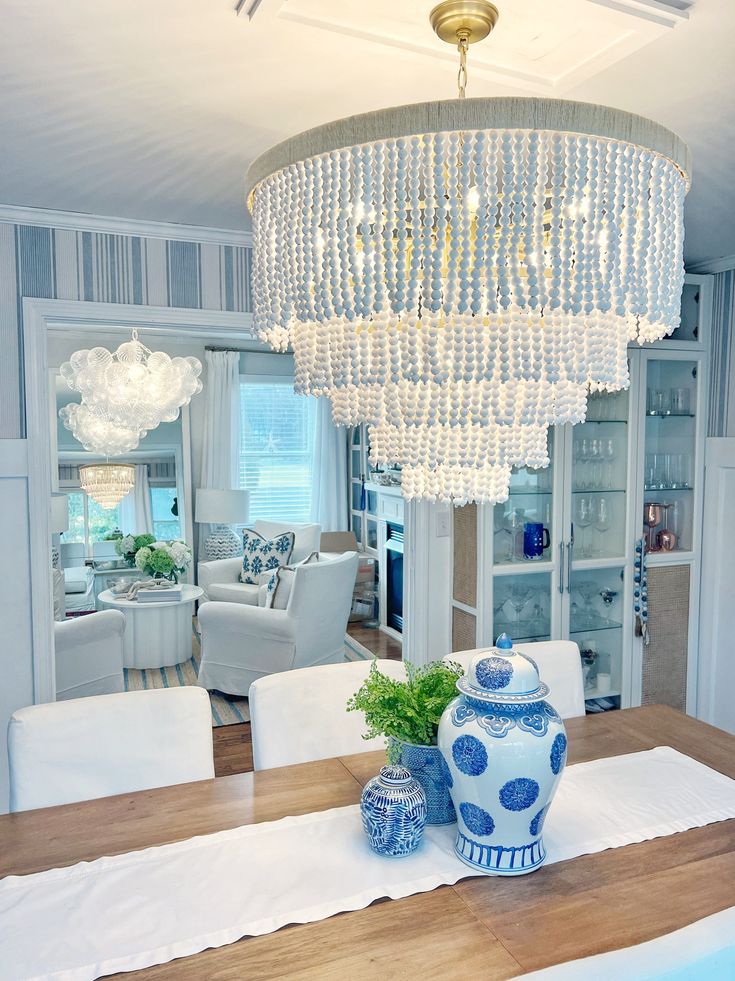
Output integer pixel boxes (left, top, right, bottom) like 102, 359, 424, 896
239, 529, 294, 584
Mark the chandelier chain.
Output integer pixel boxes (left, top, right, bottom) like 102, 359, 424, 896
457, 36, 468, 99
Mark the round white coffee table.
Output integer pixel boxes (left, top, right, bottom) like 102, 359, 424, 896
99, 584, 204, 669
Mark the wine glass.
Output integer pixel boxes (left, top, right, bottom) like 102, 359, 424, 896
508, 584, 532, 632
594, 497, 610, 557
643, 502, 663, 551
577, 580, 600, 629
502, 508, 525, 562
574, 495, 593, 558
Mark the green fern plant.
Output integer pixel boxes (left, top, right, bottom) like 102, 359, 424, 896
347, 660, 462, 748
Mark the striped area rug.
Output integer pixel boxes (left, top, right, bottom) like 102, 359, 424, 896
124, 636, 250, 728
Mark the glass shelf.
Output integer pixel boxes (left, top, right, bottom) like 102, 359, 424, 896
572, 487, 626, 494
570, 619, 622, 634
644, 485, 692, 492
506, 488, 553, 496
582, 419, 628, 425
646, 412, 695, 419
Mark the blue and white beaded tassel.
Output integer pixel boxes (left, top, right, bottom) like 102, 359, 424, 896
633, 537, 649, 646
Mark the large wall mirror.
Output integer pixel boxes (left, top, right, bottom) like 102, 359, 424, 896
48, 326, 195, 615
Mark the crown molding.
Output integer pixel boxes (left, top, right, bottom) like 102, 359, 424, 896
0, 203, 253, 248
687, 254, 735, 275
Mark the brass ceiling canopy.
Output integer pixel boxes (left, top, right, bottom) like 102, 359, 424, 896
429, 0, 499, 46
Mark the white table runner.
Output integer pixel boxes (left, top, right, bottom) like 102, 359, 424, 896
3, 747, 735, 981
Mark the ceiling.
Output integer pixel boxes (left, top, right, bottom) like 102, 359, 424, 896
1, 0, 732, 265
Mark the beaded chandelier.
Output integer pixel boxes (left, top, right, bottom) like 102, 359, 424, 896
245, 1, 690, 504
60, 329, 203, 456
79, 464, 136, 510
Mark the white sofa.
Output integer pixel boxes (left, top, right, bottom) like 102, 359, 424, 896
8, 687, 215, 811
198, 551, 358, 696
55, 609, 126, 700
198, 520, 321, 605
249, 659, 406, 770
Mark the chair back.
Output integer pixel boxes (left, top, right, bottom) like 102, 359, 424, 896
252, 520, 321, 563
288, 552, 359, 665
54, 609, 125, 700
249, 659, 407, 770
8, 687, 214, 812
444, 640, 585, 719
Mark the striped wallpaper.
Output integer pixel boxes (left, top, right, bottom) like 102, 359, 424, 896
0, 220, 252, 438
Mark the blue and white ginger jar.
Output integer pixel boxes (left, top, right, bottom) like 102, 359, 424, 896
360, 764, 427, 856
438, 634, 567, 876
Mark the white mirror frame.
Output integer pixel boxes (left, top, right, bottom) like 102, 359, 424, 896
23, 297, 257, 704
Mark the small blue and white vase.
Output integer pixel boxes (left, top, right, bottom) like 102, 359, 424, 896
360, 765, 427, 856
389, 739, 456, 825
438, 634, 567, 876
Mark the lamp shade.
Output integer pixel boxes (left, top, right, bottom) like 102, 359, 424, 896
50, 493, 69, 534
195, 488, 250, 524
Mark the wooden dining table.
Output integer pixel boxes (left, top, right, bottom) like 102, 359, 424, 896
2, 704, 735, 979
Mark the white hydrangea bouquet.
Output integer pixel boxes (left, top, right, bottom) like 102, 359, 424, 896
134, 540, 192, 582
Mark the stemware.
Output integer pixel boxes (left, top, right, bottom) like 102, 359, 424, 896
574, 495, 594, 558
643, 502, 663, 551
576, 580, 600, 629
508, 584, 533, 630
656, 503, 678, 551
594, 497, 611, 557
502, 508, 525, 562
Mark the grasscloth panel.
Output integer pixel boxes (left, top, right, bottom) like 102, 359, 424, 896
643, 564, 690, 709
452, 502, 477, 607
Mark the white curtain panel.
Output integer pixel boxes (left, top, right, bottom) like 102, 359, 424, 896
199, 351, 242, 542
118, 464, 153, 534
708, 269, 735, 437
310, 397, 348, 532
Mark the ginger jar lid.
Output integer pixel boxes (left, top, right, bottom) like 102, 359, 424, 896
456, 633, 550, 705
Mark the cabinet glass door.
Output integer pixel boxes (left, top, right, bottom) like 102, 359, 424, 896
571, 388, 629, 561
492, 570, 553, 644
493, 431, 555, 566
643, 359, 698, 555
568, 565, 625, 706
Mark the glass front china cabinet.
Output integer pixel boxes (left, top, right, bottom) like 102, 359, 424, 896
451, 274, 712, 714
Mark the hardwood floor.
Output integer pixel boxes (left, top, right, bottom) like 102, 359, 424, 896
346, 623, 403, 660
213, 722, 253, 776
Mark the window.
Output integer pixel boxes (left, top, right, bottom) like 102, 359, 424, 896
62, 490, 121, 553
151, 486, 180, 540
239, 380, 316, 523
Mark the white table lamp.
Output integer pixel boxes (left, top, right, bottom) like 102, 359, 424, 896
195, 489, 250, 560
51, 493, 69, 535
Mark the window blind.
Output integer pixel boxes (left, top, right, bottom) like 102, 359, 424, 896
239, 381, 316, 523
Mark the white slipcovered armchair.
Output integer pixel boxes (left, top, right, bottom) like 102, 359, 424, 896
55, 609, 126, 701
197, 520, 321, 605
197, 551, 359, 695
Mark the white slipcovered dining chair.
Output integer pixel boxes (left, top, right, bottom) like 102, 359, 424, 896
444, 641, 586, 719
198, 551, 359, 696
55, 609, 125, 700
7, 687, 215, 812
198, 520, 321, 605
249, 658, 407, 770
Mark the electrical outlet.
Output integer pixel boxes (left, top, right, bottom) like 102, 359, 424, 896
436, 509, 451, 538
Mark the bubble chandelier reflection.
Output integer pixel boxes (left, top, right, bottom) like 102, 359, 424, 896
244, 0, 690, 504
59, 402, 143, 456
79, 463, 136, 510
59, 329, 203, 455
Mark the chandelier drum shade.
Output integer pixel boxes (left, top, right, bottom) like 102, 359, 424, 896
79, 464, 136, 510
59, 330, 203, 456
246, 91, 690, 504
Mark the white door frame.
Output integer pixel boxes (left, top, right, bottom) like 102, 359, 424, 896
23, 297, 256, 704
